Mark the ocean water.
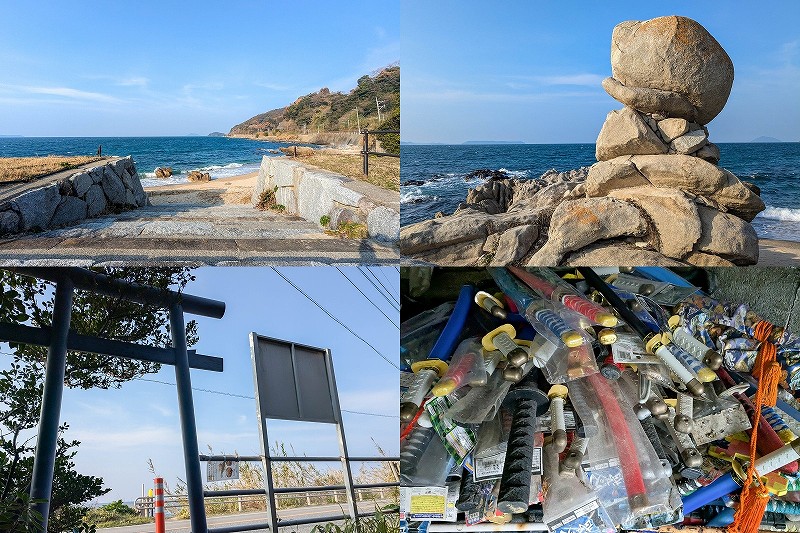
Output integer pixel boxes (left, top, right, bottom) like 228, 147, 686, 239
0, 136, 302, 187
400, 143, 800, 242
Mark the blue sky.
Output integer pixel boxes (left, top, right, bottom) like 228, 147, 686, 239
0, 1, 399, 136
2, 267, 399, 502
401, 1, 800, 143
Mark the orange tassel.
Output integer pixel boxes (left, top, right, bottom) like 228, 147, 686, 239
729, 321, 780, 533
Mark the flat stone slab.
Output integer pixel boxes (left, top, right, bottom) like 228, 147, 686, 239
0, 199, 398, 265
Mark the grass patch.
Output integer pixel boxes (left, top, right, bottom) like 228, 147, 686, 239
302, 152, 399, 192
326, 221, 369, 240
311, 504, 399, 533
0, 156, 104, 184
83, 500, 153, 529
255, 186, 286, 212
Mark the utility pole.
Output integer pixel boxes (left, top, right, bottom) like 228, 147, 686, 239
355, 107, 361, 133
375, 96, 387, 123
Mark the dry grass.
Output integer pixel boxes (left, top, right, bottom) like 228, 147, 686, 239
0, 156, 103, 184
300, 152, 399, 191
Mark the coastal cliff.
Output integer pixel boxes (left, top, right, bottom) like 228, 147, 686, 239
228, 65, 399, 144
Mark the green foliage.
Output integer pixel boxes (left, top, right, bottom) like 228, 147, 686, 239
327, 222, 369, 240
256, 186, 282, 212
375, 108, 400, 155
84, 500, 150, 528
230, 66, 399, 136
100, 500, 136, 516
0, 268, 200, 532
320, 215, 331, 227
311, 504, 400, 533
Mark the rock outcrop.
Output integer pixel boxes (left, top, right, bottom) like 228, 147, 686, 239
399, 15, 763, 266
187, 171, 211, 182
155, 167, 173, 178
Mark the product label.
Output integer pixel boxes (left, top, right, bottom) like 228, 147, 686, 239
546, 498, 603, 532
611, 333, 660, 364
531, 446, 543, 475
426, 396, 477, 463
401, 486, 448, 520
474, 452, 505, 481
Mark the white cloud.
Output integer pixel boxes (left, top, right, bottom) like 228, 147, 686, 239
0, 83, 119, 103
149, 403, 173, 418
70, 426, 180, 448
254, 81, 292, 91
26, 86, 119, 102
117, 76, 149, 87
339, 389, 397, 415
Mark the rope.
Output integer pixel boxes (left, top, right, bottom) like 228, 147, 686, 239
730, 320, 781, 533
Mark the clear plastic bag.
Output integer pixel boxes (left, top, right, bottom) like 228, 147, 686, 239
401, 301, 455, 369
541, 442, 616, 533
568, 374, 678, 527
432, 338, 487, 396
445, 366, 513, 425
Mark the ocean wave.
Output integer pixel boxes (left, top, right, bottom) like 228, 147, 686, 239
401, 190, 437, 204
756, 205, 800, 222
498, 168, 532, 178
194, 162, 244, 171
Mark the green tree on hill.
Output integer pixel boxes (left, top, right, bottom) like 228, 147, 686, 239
376, 108, 400, 155
0, 268, 199, 532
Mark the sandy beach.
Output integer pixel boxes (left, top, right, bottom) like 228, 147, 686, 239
144, 171, 259, 206
758, 239, 800, 265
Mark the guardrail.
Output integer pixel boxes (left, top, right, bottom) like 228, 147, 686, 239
361, 129, 400, 176
135, 487, 396, 516
135, 455, 400, 531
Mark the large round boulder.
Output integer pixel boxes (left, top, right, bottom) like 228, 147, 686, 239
610, 16, 734, 124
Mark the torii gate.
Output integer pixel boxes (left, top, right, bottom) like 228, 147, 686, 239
0, 267, 225, 533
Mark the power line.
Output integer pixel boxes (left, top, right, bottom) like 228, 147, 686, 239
357, 268, 400, 312
270, 268, 399, 370
366, 267, 401, 307
335, 267, 399, 330
376, 267, 400, 301
135, 377, 396, 418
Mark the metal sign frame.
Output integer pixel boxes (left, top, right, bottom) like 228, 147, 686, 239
0, 267, 225, 533
249, 333, 359, 531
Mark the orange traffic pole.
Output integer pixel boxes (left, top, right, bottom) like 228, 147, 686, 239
154, 477, 165, 533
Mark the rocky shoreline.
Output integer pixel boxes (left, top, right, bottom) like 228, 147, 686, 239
400, 16, 766, 267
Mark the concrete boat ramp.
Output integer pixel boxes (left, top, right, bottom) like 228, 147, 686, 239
0, 165, 398, 266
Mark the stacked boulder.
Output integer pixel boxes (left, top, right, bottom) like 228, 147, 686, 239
399, 15, 765, 266
533, 15, 764, 266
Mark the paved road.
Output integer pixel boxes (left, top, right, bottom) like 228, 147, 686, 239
101, 500, 394, 533
0, 175, 398, 265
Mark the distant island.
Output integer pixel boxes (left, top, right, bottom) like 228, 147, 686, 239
751, 136, 783, 143
462, 141, 526, 145
208, 132, 226, 137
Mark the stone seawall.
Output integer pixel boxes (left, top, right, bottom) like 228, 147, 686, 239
0, 156, 148, 235
252, 156, 400, 242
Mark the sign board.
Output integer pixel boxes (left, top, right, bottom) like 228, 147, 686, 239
207, 459, 239, 482
250, 334, 338, 424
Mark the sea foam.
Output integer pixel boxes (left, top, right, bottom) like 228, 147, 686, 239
756, 205, 800, 222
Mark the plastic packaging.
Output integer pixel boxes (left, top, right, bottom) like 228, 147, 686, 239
541, 442, 616, 533
445, 365, 514, 425
510, 266, 618, 327
432, 338, 487, 396
569, 374, 675, 526
490, 268, 584, 350
401, 425, 457, 487
401, 301, 455, 369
